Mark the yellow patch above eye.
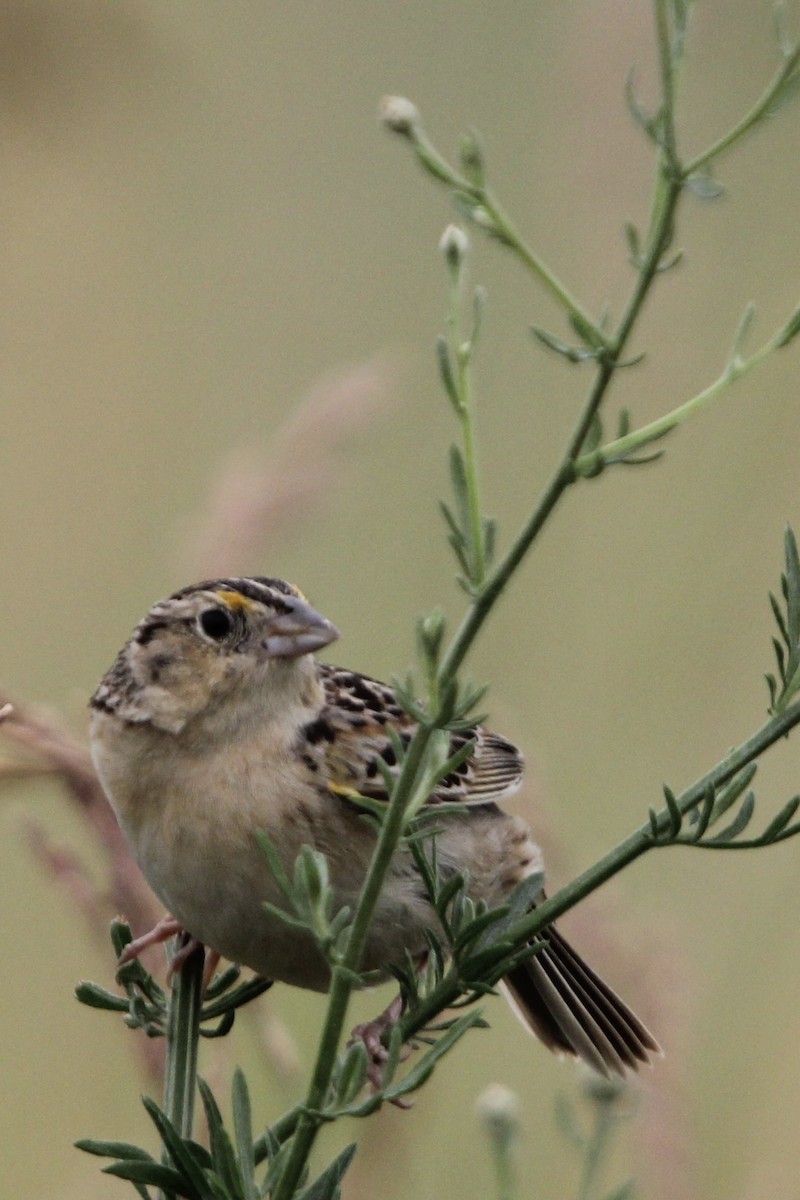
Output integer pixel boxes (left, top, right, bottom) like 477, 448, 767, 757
215, 589, 257, 612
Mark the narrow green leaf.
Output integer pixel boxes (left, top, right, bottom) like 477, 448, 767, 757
200, 976, 272, 1024
256, 832, 294, 903
75, 1138, 155, 1162
296, 1143, 357, 1200
688, 783, 715, 842
459, 129, 486, 187
709, 763, 758, 824
434, 736, 476, 785
663, 784, 682, 839
103, 1159, 191, 1193
438, 500, 462, 542
624, 68, 658, 138
232, 1068, 258, 1200
141, 1097, 210, 1198
203, 962, 242, 999
74, 981, 129, 1012
784, 527, 800, 642
772, 636, 787, 679
707, 791, 756, 843
435, 869, 468, 916
623, 221, 640, 262
436, 336, 461, 411
385, 1010, 484, 1099
617, 407, 631, 438
776, 302, 800, 347
770, 590, 789, 647
334, 1039, 369, 1105
759, 795, 800, 842
471, 285, 487, 344
531, 325, 595, 363
727, 302, 756, 371
449, 443, 470, 516
454, 905, 511, 955
685, 170, 724, 199
110, 918, 134, 957
261, 902, 310, 932
198, 1078, 243, 1198
483, 515, 497, 566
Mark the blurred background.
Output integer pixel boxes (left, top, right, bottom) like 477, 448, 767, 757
1, 2, 799, 1197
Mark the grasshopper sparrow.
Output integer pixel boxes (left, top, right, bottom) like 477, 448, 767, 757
90, 577, 657, 1076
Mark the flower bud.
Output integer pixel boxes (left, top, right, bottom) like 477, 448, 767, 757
378, 95, 421, 137
439, 223, 470, 273
475, 1082, 520, 1140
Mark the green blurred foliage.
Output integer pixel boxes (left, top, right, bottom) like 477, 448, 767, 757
1, 3, 799, 1198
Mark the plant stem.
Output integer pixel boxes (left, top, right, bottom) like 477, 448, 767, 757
458, 353, 486, 586
576, 1100, 615, 1200
574, 321, 785, 475
480, 189, 610, 352
654, 0, 680, 168
398, 697, 800, 1043
683, 45, 800, 177
158, 939, 204, 1200
163, 941, 204, 1136
270, 726, 435, 1200
441, 156, 684, 686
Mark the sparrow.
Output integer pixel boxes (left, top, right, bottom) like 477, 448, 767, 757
90, 576, 657, 1077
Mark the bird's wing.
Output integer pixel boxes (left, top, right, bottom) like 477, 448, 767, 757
296, 665, 523, 806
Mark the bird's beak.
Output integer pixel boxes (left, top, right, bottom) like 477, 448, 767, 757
261, 595, 340, 658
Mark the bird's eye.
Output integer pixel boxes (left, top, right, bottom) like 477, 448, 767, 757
199, 607, 233, 641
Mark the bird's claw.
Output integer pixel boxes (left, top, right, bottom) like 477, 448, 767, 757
117, 915, 220, 989
348, 994, 413, 1106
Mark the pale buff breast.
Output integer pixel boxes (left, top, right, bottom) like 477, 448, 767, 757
91, 708, 540, 991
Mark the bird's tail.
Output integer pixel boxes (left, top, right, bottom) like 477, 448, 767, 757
502, 926, 659, 1077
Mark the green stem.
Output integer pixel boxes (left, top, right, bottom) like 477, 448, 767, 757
163, 941, 204, 1137
271, 727, 435, 1200
577, 1106, 613, 1200
398, 698, 800, 1043
574, 324, 783, 476
440, 155, 684, 685
459, 357, 486, 586
479, 190, 610, 352
683, 46, 800, 177
488, 1133, 516, 1200
158, 939, 204, 1200
654, 0, 680, 168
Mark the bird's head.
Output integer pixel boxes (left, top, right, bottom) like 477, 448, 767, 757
91, 577, 339, 734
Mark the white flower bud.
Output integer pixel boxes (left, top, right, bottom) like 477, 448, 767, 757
378, 95, 421, 136
475, 1082, 520, 1139
439, 223, 470, 270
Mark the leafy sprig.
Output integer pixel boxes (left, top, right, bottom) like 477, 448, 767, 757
767, 526, 800, 713
76, 921, 271, 1041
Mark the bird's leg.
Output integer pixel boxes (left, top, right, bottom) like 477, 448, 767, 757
349, 992, 406, 1091
117, 914, 184, 967
117, 914, 222, 988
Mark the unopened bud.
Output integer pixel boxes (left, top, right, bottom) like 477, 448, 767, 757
379, 95, 421, 137
439, 223, 469, 272
476, 1082, 520, 1140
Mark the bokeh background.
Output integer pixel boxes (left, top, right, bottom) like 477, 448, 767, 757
2, 3, 799, 1197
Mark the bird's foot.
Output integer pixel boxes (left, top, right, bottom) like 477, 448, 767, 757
349, 993, 412, 1105
117, 915, 220, 988
117, 914, 184, 968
